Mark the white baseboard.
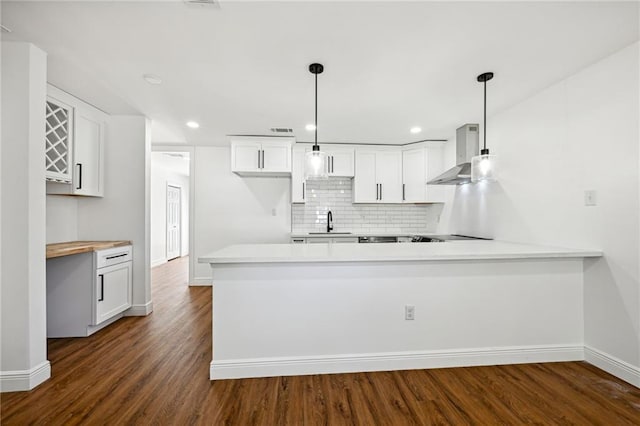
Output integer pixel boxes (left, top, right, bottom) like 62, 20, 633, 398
1, 361, 51, 392
210, 344, 584, 380
124, 301, 154, 316
191, 277, 212, 286
585, 346, 640, 388
151, 258, 167, 268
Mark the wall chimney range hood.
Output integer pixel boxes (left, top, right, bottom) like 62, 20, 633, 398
427, 124, 479, 185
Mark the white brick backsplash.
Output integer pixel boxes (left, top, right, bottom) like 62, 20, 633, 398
291, 178, 443, 233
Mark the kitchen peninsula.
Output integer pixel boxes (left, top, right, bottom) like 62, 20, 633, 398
200, 241, 601, 380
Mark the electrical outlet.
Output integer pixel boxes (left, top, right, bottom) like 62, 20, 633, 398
405, 305, 415, 320
584, 190, 597, 206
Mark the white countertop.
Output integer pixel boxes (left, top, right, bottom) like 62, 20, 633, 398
290, 231, 415, 238
199, 240, 602, 264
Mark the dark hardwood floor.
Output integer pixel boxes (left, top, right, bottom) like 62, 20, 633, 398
2, 256, 639, 424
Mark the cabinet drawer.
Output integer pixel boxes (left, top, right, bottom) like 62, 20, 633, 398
96, 245, 132, 268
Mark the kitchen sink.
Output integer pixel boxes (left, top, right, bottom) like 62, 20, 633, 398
308, 232, 352, 235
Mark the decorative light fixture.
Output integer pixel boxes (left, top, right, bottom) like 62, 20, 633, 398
143, 74, 162, 85
471, 72, 497, 182
305, 63, 329, 180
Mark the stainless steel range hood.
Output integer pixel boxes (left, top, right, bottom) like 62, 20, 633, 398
428, 124, 479, 185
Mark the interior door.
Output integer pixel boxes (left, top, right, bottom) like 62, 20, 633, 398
166, 185, 181, 260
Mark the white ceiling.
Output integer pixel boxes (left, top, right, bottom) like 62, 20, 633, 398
2, 1, 638, 145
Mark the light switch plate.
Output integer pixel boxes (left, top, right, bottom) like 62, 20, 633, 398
584, 190, 597, 206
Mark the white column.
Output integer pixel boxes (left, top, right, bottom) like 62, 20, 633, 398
0, 42, 51, 392
77, 116, 152, 315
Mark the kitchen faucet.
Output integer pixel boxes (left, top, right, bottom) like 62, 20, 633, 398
327, 211, 333, 233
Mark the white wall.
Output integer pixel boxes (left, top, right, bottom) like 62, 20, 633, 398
77, 116, 152, 315
150, 152, 189, 267
46, 196, 77, 243
441, 42, 640, 384
193, 146, 291, 282
0, 42, 50, 391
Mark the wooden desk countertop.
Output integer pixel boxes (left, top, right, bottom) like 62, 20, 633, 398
46, 241, 132, 259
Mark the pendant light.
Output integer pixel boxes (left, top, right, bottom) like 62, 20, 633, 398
304, 63, 329, 180
471, 72, 497, 182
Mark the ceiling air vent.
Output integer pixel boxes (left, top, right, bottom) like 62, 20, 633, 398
270, 128, 294, 134
183, 0, 219, 7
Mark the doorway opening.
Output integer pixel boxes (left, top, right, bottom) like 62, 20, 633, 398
151, 152, 190, 275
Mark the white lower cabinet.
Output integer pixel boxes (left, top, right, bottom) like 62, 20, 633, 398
47, 245, 132, 337
95, 259, 132, 325
290, 237, 359, 243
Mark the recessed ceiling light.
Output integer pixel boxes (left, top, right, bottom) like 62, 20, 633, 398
143, 74, 162, 85
305, 124, 316, 131
410, 126, 422, 134
186, 121, 199, 129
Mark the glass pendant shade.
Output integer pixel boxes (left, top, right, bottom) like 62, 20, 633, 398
471, 151, 497, 182
304, 148, 328, 180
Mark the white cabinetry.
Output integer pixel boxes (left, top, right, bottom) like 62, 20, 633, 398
95, 247, 133, 325
325, 147, 354, 177
291, 145, 355, 204
353, 149, 402, 203
231, 137, 293, 176
291, 145, 306, 203
291, 236, 359, 243
45, 97, 74, 183
46, 85, 106, 197
401, 143, 446, 203
46, 246, 132, 337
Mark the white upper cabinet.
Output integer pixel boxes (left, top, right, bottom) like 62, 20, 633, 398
291, 145, 306, 203
230, 136, 293, 176
402, 147, 426, 202
74, 105, 105, 197
401, 143, 447, 203
46, 85, 106, 197
45, 96, 74, 183
325, 147, 354, 177
353, 149, 402, 203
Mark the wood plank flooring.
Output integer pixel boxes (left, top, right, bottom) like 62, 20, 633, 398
2, 256, 639, 424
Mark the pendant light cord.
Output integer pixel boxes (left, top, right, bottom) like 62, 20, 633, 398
314, 72, 318, 146
483, 79, 487, 151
